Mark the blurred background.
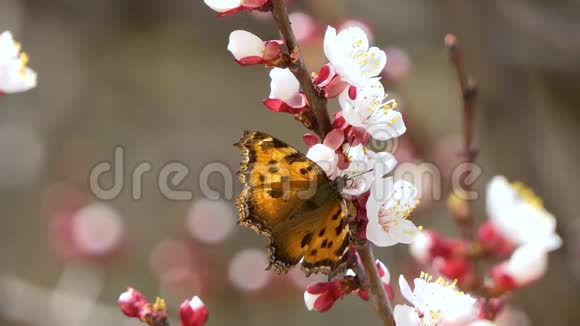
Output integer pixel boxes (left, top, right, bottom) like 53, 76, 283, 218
1, 0, 579, 325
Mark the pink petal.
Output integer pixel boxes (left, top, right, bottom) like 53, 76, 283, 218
263, 98, 291, 113
236, 56, 265, 65
313, 63, 335, 87
337, 151, 350, 170
323, 128, 345, 150
490, 265, 518, 292
263, 40, 283, 61
217, 6, 244, 17
313, 292, 339, 312
348, 85, 357, 100
323, 77, 348, 98
302, 133, 320, 149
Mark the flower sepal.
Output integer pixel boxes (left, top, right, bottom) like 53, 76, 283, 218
228, 31, 284, 66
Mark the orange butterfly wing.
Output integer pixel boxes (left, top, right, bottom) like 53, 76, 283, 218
235, 130, 349, 276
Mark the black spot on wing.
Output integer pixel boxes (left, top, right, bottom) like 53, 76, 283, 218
268, 166, 279, 173
331, 209, 342, 220
301, 233, 313, 248
284, 152, 307, 164
268, 189, 283, 198
335, 219, 345, 236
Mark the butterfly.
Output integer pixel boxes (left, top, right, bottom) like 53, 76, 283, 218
235, 130, 351, 276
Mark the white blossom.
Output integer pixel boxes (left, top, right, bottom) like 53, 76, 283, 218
486, 175, 561, 251
366, 177, 420, 247
395, 274, 477, 326
338, 79, 405, 140
323, 26, 386, 88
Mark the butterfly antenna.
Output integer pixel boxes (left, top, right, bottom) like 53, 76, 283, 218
346, 168, 374, 181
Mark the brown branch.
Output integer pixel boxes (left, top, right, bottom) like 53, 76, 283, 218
356, 241, 395, 326
269, 0, 332, 139
445, 34, 478, 241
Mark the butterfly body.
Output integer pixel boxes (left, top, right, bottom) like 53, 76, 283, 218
235, 130, 350, 276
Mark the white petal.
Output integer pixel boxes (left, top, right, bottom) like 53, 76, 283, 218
392, 219, 419, 244
367, 110, 406, 141
393, 305, 419, 326
269, 68, 300, 102
398, 275, 415, 304
0, 31, 19, 61
306, 144, 338, 177
303, 291, 320, 311
337, 27, 369, 53
370, 151, 397, 176
323, 26, 340, 64
360, 47, 386, 78
366, 220, 397, 247
227, 30, 265, 60
505, 244, 548, 285
369, 176, 394, 209
204, 0, 241, 12
486, 175, 514, 224
0, 64, 37, 93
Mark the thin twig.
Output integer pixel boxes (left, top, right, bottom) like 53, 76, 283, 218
356, 241, 395, 326
269, 0, 332, 139
445, 34, 478, 241
268, 2, 395, 323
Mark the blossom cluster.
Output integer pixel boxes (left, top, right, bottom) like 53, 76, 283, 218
411, 176, 562, 299
118, 287, 208, 326
216, 7, 419, 250
0, 31, 37, 95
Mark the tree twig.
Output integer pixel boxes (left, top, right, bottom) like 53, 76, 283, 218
445, 34, 478, 241
356, 241, 395, 326
269, 0, 332, 139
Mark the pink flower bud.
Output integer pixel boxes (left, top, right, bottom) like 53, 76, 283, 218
263, 68, 307, 113
304, 280, 344, 312
118, 288, 147, 318
204, 0, 269, 16
227, 31, 283, 66
434, 257, 471, 280
179, 296, 209, 326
